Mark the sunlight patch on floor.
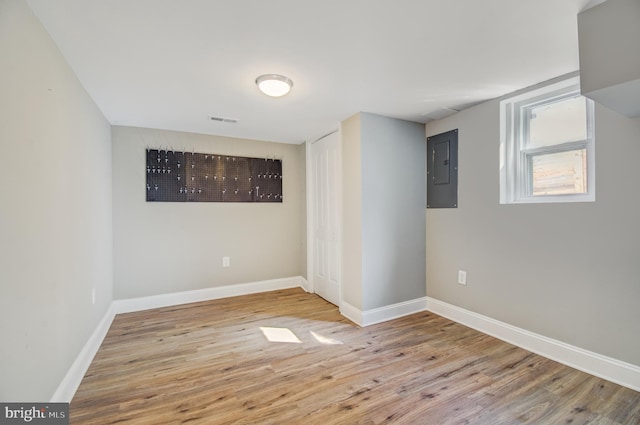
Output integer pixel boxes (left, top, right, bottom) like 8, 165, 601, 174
259, 327, 302, 343
310, 330, 343, 345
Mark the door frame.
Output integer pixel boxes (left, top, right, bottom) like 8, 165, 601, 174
305, 129, 342, 306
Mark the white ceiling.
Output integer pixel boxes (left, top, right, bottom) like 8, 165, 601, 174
27, 0, 594, 144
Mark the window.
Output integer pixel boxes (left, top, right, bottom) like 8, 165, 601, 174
500, 76, 595, 204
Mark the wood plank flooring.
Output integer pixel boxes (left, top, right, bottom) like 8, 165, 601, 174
71, 289, 640, 424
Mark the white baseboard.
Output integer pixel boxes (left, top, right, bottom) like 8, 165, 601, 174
51, 276, 306, 402
339, 301, 363, 326
362, 297, 428, 326
426, 296, 640, 392
50, 303, 117, 402
298, 276, 311, 293
114, 276, 302, 314
340, 297, 428, 327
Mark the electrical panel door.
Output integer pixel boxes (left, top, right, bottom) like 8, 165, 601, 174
427, 129, 458, 208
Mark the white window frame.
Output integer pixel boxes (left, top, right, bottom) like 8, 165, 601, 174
500, 75, 595, 204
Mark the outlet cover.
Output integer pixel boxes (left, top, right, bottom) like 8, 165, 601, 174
458, 270, 467, 285
223, 256, 230, 268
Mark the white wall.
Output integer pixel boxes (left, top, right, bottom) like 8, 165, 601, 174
341, 114, 364, 309
0, 0, 113, 401
426, 96, 640, 366
112, 126, 306, 299
298, 142, 307, 279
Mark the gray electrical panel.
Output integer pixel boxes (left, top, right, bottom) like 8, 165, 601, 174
427, 129, 458, 208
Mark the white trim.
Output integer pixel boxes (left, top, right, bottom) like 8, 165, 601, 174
426, 297, 640, 392
305, 139, 315, 295
298, 276, 311, 293
310, 129, 339, 145
362, 297, 428, 327
339, 301, 363, 326
51, 276, 307, 402
114, 277, 302, 314
500, 73, 596, 204
340, 297, 428, 327
51, 303, 117, 402
306, 129, 343, 307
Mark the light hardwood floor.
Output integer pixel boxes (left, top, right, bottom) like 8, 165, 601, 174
71, 289, 640, 424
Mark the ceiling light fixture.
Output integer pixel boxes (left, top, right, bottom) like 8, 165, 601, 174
256, 74, 293, 97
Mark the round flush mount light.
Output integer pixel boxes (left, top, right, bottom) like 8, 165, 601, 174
255, 74, 293, 97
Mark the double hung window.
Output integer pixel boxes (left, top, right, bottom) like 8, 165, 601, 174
500, 76, 595, 204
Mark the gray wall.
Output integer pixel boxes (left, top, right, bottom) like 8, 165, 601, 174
425, 98, 640, 365
578, 0, 640, 94
0, 0, 113, 401
112, 126, 306, 299
578, 0, 640, 117
342, 112, 426, 311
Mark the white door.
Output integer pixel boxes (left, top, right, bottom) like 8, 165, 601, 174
310, 131, 341, 306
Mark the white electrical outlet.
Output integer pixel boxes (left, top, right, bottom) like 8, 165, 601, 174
458, 270, 467, 285
91, 288, 96, 305
223, 256, 230, 268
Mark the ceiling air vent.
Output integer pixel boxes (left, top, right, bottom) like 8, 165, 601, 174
208, 115, 239, 124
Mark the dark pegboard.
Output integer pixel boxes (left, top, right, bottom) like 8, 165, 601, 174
146, 149, 283, 203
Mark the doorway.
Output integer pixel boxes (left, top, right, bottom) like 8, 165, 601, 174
307, 131, 341, 306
